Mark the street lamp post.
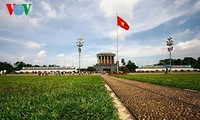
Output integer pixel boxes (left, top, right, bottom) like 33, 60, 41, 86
76, 37, 84, 75
166, 35, 174, 73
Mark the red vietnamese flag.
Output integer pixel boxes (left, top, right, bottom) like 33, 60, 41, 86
117, 16, 130, 30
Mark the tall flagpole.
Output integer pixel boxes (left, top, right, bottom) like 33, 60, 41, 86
116, 13, 119, 73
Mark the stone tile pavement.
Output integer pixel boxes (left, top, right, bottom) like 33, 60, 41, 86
102, 75, 200, 119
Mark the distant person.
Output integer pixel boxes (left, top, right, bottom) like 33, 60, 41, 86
165, 67, 168, 74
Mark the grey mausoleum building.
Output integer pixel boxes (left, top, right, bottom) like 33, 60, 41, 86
94, 52, 117, 73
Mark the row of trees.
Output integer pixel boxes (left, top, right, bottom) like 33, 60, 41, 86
0, 60, 138, 74
0, 61, 61, 74
0, 61, 97, 74
157, 57, 200, 68
1, 57, 199, 73
118, 57, 200, 73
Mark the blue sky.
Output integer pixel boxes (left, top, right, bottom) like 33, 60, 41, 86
0, 0, 200, 68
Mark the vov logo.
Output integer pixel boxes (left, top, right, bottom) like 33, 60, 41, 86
6, 4, 32, 15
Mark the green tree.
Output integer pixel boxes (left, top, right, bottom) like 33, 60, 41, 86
34, 65, 40, 67
198, 57, 200, 69
121, 59, 126, 66
87, 66, 96, 72
158, 59, 169, 65
119, 66, 129, 72
48, 64, 59, 67
174, 59, 182, 65
14, 61, 26, 70
126, 60, 137, 72
0, 62, 14, 73
26, 64, 32, 67
183, 57, 198, 68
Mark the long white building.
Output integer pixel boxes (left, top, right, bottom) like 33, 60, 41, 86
19, 67, 77, 74
136, 65, 199, 72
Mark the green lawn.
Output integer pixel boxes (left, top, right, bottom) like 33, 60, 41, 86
115, 73, 200, 91
0, 75, 118, 119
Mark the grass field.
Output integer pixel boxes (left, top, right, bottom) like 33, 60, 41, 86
114, 73, 200, 91
0, 75, 118, 119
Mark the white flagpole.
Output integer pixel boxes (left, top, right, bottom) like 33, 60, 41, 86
116, 13, 119, 73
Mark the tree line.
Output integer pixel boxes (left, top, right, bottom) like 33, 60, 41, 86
0, 61, 61, 73
157, 57, 200, 68
0, 61, 95, 74
1, 57, 200, 73
118, 57, 200, 73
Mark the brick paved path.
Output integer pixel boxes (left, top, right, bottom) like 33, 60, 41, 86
102, 75, 200, 119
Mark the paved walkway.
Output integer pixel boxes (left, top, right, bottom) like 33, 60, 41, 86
102, 75, 200, 119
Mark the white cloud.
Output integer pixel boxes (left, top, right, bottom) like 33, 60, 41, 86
173, 38, 200, 58
59, 53, 97, 68
107, 28, 132, 40
133, 12, 183, 34
34, 59, 43, 64
99, 0, 139, 19
178, 20, 186, 25
193, 0, 200, 12
173, 28, 200, 46
0, 36, 21, 44
174, 0, 189, 6
28, 18, 41, 27
37, 50, 47, 59
20, 56, 26, 61
176, 39, 200, 51
40, 1, 66, 19
175, 29, 192, 40
0, 37, 45, 49
57, 53, 64, 57
59, 4, 66, 13
119, 44, 165, 58
96, 40, 166, 58
24, 41, 45, 49
78, 0, 91, 3
0, 28, 10, 32
41, 1, 57, 19
194, 32, 200, 39
81, 54, 96, 67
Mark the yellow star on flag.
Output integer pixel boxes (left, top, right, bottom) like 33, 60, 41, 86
121, 22, 125, 26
